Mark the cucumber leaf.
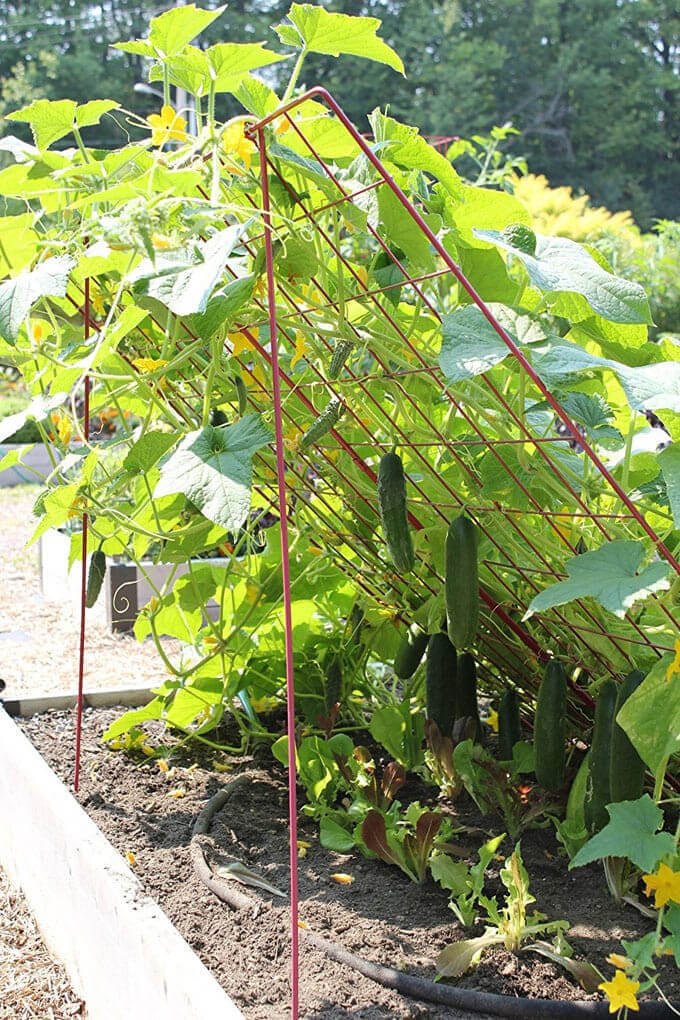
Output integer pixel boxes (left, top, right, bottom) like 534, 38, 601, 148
525, 540, 671, 619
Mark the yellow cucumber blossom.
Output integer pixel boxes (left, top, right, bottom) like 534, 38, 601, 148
290, 332, 309, 369
132, 357, 168, 374
642, 861, 680, 908
222, 121, 256, 174
147, 105, 188, 147
598, 970, 640, 1013
229, 331, 255, 357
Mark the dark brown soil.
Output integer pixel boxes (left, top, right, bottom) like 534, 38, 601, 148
17, 707, 679, 1019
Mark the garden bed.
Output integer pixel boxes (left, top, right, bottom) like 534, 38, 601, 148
14, 706, 679, 1019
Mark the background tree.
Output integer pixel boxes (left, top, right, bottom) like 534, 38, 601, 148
0, 0, 677, 226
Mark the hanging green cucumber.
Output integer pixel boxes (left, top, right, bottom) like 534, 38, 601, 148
394, 623, 429, 680
85, 549, 107, 609
324, 654, 343, 713
445, 515, 479, 649
299, 397, 344, 451
534, 660, 567, 792
455, 652, 483, 742
328, 339, 353, 380
498, 689, 522, 761
377, 451, 415, 573
584, 680, 618, 834
425, 633, 457, 737
610, 670, 647, 804
233, 374, 247, 416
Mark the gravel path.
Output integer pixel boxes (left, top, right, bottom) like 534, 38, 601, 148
0, 485, 177, 697
0, 865, 85, 1019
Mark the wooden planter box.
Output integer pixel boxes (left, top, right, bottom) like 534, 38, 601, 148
39, 528, 222, 633
0, 443, 58, 487
0, 693, 243, 1020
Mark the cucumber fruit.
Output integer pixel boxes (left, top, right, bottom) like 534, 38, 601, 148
498, 689, 521, 760
425, 633, 457, 737
328, 339, 353, 380
394, 623, 429, 680
610, 670, 646, 804
456, 652, 482, 742
534, 660, 567, 792
584, 680, 618, 834
445, 516, 479, 650
324, 654, 343, 713
299, 397, 344, 450
377, 452, 415, 573
85, 550, 107, 609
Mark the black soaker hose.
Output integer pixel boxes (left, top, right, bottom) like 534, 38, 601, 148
191, 779, 676, 1019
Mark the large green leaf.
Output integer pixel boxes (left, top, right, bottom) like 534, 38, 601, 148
0, 256, 75, 343
570, 796, 676, 872
439, 305, 513, 382
276, 5, 403, 73
451, 184, 531, 246
115, 4, 226, 58
134, 224, 252, 317
154, 414, 272, 531
149, 42, 286, 97
657, 444, 680, 527
526, 540, 671, 619
369, 111, 462, 200
474, 230, 652, 324
534, 342, 680, 413
617, 655, 680, 780
6, 99, 117, 150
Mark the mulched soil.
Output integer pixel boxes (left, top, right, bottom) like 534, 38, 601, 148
0, 864, 86, 1020
17, 707, 679, 1019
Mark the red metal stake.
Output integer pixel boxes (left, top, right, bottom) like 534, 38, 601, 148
74, 278, 90, 793
257, 128, 300, 1019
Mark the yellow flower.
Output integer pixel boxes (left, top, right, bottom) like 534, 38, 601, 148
330, 873, 354, 885
297, 840, 311, 859
91, 289, 105, 317
251, 695, 278, 713
598, 970, 640, 1013
355, 265, 368, 289
253, 277, 267, 299
125, 851, 136, 867
168, 787, 186, 799
245, 578, 262, 606
132, 357, 168, 374
151, 233, 174, 250
606, 953, 632, 970
290, 332, 309, 370
31, 321, 45, 343
485, 708, 499, 733
642, 862, 680, 908
157, 759, 169, 773
229, 331, 254, 357
55, 414, 73, 446
222, 121, 256, 174
147, 105, 188, 147
666, 640, 680, 684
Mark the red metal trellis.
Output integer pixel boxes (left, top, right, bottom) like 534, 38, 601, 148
68, 88, 680, 1018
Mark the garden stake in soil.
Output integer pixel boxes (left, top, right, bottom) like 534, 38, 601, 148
74, 276, 90, 794
257, 125, 301, 1020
